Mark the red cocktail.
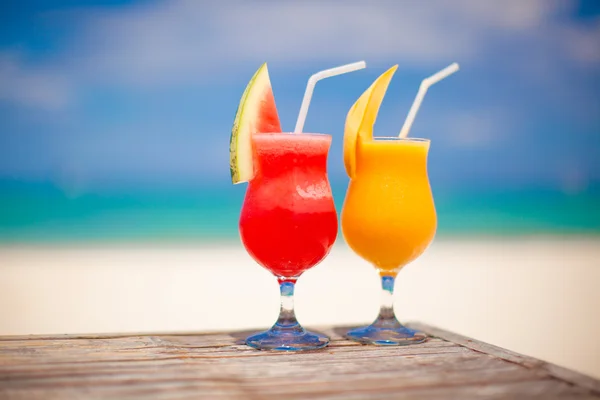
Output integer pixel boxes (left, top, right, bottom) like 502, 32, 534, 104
240, 133, 337, 350
229, 62, 363, 351
240, 133, 337, 279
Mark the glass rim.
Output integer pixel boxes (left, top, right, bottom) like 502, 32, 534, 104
371, 136, 430, 143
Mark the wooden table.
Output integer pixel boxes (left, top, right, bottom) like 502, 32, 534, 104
1, 323, 598, 399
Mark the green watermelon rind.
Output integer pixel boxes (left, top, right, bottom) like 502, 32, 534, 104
229, 63, 271, 184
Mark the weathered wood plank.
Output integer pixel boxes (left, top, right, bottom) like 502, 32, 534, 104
1, 377, 596, 400
409, 321, 600, 395
1, 347, 475, 381
0, 338, 457, 367
0, 323, 598, 400
1, 352, 512, 386
0, 325, 345, 342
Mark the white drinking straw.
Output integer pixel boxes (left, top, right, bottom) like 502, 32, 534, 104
294, 61, 367, 134
399, 62, 460, 138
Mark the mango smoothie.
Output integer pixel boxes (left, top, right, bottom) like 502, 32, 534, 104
341, 137, 436, 275
341, 63, 458, 345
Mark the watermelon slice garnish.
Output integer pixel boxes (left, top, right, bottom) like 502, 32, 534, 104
230, 63, 282, 184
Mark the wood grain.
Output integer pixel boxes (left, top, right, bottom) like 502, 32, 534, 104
0, 323, 598, 399
408, 322, 600, 395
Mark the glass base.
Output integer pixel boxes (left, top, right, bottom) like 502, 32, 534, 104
246, 327, 329, 351
346, 323, 427, 346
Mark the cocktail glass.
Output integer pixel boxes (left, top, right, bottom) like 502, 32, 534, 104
240, 133, 338, 351
341, 137, 436, 345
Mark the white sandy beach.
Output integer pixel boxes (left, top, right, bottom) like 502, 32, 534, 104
1, 237, 599, 379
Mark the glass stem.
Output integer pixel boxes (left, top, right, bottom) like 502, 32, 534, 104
272, 280, 304, 335
373, 275, 402, 328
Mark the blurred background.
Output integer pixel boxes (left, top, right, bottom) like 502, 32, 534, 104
1, 0, 599, 378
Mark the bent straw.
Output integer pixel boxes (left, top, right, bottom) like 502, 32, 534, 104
399, 63, 460, 138
294, 61, 367, 134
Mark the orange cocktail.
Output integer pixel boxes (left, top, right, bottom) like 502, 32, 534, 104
340, 63, 456, 345
342, 137, 436, 275
341, 136, 436, 345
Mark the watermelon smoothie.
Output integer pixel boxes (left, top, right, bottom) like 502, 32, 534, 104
239, 133, 338, 279
238, 132, 337, 351
229, 63, 348, 351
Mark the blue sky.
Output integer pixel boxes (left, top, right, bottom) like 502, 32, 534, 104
1, 0, 599, 195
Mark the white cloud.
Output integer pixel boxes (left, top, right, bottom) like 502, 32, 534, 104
407, 107, 511, 149
442, 111, 506, 148
0, 52, 69, 109
559, 22, 600, 65
71, 0, 577, 84
0, 0, 598, 108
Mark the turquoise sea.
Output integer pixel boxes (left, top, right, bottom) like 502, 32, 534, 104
0, 180, 598, 243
